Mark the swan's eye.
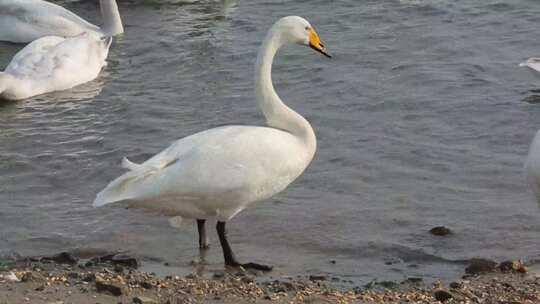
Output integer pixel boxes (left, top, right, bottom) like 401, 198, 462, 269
305, 26, 310, 31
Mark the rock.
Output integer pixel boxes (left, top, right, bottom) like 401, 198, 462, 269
95, 279, 123, 296
111, 254, 140, 268
43, 252, 78, 265
433, 289, 453, 302
449, 281, 463, 289
309, 275, 327, 281
139, 281, 153, 289
82, 273, 96, 282
213, 271, 225, 279
429, 226, 452, 236
465, 258, 497, 275
498, 260, 527, 273
133, 296, 158, 304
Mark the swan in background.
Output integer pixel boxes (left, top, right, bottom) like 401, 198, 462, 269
525, 130, 540, 205
0, 33, 112, 100
520, 58, 540, 73
0, 0, 123, 43
94, 16, 331, 270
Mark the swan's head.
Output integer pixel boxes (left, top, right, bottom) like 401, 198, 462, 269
276, 16, 331, 58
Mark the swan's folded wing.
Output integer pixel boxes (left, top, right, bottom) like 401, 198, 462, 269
5, 36, 65, 78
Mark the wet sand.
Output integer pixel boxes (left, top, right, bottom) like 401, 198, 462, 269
0, 252, 538, 304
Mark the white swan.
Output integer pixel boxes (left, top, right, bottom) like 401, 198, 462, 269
520, 58, 540, 73
94, 16, 330, 270
0, 0, 123, 43
0, 33, 112, 100
525, 130, 540, 205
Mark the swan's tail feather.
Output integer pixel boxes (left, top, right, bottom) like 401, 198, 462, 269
121, 157, 142, 171
93, 171, 140, 207
94, 159, 159, 208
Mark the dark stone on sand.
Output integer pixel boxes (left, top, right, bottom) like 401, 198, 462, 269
465, 258, 497, 275
329, 260, 336, 264
213, 271, 225, 279
429, 226, 452, 236
449, 281, 463, 289
309, 275, 327, 281
133, 296, 158, 304
42, 252, 78, 265
34, 285, 45, 291
433, 289, 453, 302
86, 253, 139, 268
111, 254, 140, 268
96, 279, 123, 296
140, 281, 153, 289
82, 273, 96, 282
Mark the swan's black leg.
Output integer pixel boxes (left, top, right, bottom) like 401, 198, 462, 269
216, 221, 272, 271
197, 219, 209, 250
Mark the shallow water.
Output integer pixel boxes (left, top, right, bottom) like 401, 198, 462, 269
0, 0, 539, 284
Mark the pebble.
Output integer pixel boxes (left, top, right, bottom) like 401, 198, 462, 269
465, 258, 497, 275
429, 226, 452, 236
433, 289, 453, 302
308, 275, 327, 281
42, 252, 78, 265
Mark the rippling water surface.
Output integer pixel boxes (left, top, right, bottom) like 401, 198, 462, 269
1, 0, 539, 284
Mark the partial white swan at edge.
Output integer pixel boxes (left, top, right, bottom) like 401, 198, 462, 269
520, 57, 540, 73
0, 0, 123, 43
93, 16, 331, 270
0, 33, 112, 100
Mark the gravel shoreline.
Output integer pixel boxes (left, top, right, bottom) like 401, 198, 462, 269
0, 253, 538, 303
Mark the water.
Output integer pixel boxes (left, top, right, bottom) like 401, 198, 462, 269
1, 0, 539, 285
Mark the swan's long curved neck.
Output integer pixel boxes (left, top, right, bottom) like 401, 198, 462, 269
255, 28, 316, 151
100, 0, 123, 36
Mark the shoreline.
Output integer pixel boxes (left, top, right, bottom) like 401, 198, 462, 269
1, 252, 539, 303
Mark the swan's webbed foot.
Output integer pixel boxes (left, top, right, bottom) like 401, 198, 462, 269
217, 221, 273, 272
237, 262, 273, 271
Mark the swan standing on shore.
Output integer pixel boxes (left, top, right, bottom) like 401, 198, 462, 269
0, 0, 123, 43
94, 16, 331, 270
0, 33, 112, 100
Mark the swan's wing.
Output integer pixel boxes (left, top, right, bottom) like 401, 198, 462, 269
520, 58, 540, 73
5, 36, 66, 78
93, 126, 302, 212
6, 34, 110, 83
2, 0, 99, 33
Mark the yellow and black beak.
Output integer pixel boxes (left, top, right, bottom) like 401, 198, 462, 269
308, 27, 331, 58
